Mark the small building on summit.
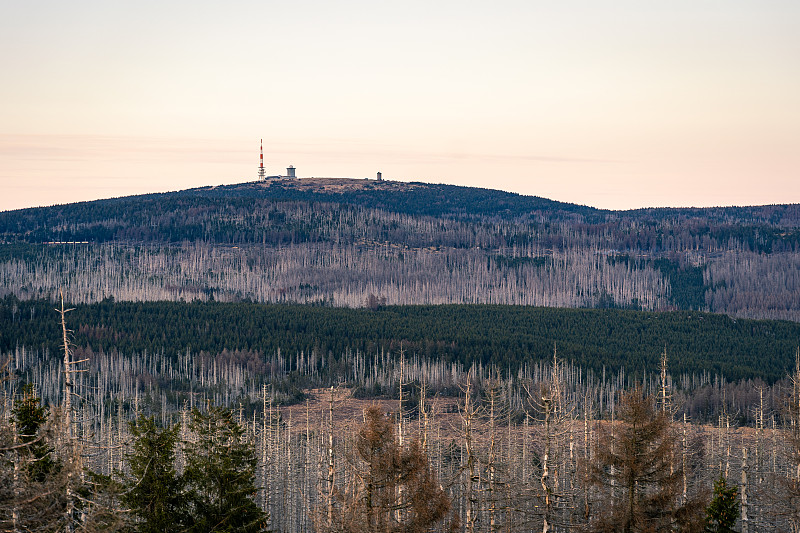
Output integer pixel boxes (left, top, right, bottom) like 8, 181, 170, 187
264, 166, 298, 180
258, 140, 298, 180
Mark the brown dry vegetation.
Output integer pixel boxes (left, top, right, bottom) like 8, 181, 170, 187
256, 177, 422, 194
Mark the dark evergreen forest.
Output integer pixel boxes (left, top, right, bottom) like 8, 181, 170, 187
3, 297, 798, 383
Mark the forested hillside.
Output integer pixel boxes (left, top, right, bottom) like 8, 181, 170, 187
2, 178, 800, 320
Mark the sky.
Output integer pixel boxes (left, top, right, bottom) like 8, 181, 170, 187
1, 0, 799, 212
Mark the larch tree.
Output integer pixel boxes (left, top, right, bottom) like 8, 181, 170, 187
324, 405, 455, 533
590, 387, 704, 533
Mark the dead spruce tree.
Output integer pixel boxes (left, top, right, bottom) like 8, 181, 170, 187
775, 348, 800, 532
459, 368, 482, 533
525, 351, 576, 533
482, 374, 511, 533
57, 289, 90, 530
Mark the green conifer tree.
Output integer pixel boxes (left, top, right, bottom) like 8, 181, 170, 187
183, 406, 268, 533
122, 415, 186, 533
1, 382, 66, 531
12, 383, 58, 481
704, 475, 739, 533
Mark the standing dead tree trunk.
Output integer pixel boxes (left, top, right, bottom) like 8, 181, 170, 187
460, 368, 481, 533
57, 289, 88, 531
483, 372, 511, 533
525, 350, 576, 533
775, 348, 800, 532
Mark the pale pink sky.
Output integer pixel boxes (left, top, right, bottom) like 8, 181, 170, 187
2, 1, 799, 212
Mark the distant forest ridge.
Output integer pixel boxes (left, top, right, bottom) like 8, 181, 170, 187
4, 178, 800, 247
5, 178, 800, 223
2, 178, 800, 321
2, 297, 798, 383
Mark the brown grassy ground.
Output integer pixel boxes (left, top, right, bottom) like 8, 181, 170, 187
279, 388, 781, 453
278, 388, 462, 439
255, 177, 422, 194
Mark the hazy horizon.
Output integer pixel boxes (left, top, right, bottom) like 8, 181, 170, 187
2, 1, 798, 212
3, 171, 797, 214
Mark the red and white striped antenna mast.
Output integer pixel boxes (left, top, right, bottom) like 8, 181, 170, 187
258, 139, 266, 180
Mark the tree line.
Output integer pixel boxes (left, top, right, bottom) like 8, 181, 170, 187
2, 297, 800, 383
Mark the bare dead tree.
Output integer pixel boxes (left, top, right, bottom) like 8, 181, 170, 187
460, 367, 481, 533
525, 350, 576, 533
